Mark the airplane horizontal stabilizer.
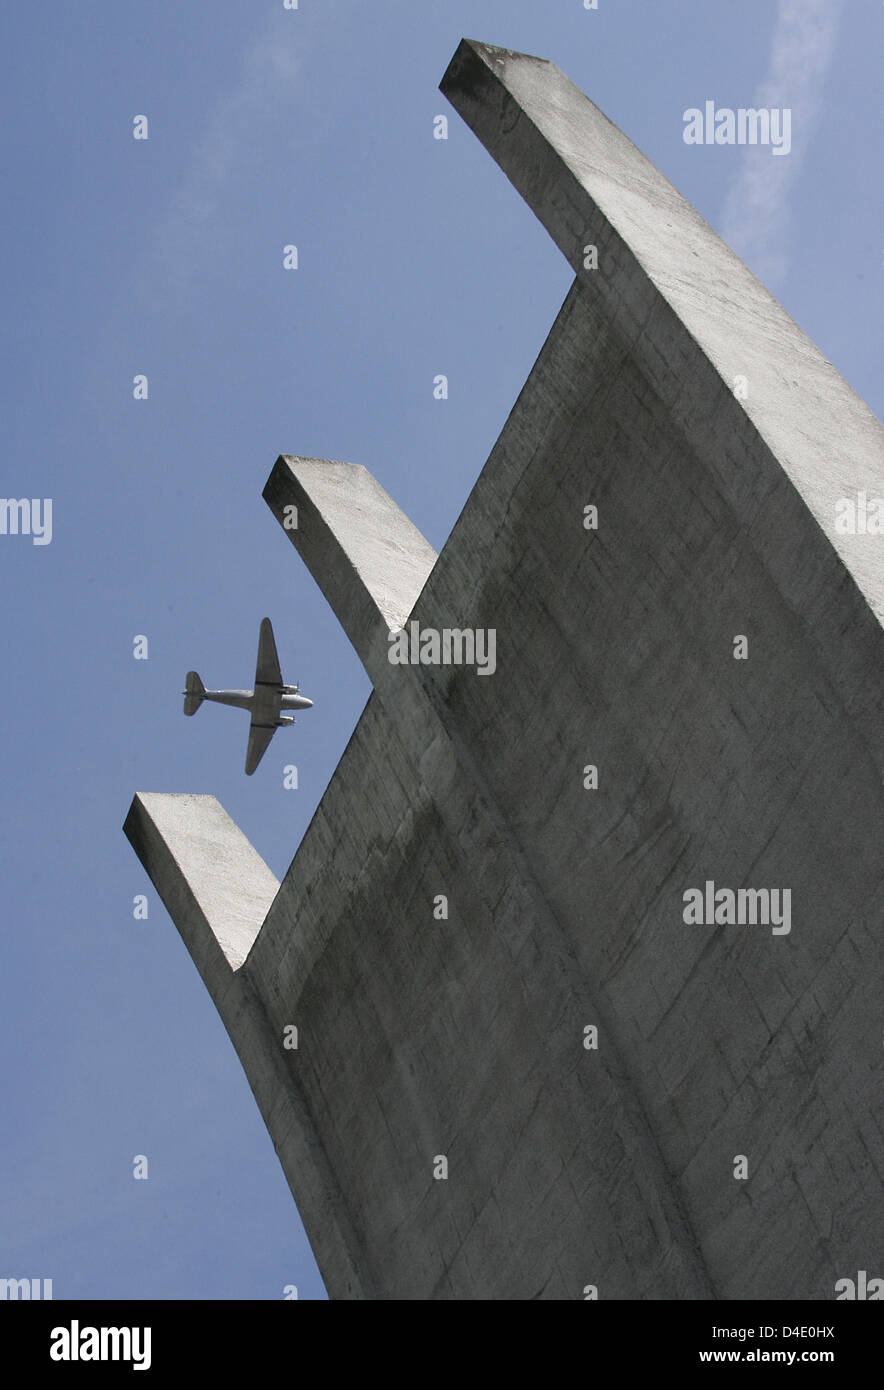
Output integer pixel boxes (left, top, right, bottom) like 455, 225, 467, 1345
183, 671, 205, 716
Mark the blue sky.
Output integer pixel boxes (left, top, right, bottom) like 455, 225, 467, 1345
1, 1, 881, 1300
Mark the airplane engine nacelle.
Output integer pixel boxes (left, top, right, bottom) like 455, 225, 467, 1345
282, 684, 299, 694
276, 715, 295, 727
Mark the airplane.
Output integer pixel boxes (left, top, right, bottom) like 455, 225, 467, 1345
183, 617, 313, 775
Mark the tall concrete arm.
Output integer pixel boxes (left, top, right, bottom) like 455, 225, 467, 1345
441, 39, 884, 626
124, 793, 278, 976
123, 792, 373, 1297
263, 455, 438, 686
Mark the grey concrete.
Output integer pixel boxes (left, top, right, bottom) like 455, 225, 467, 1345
263, 456, 438, 689
125, 40, 884, 1299
123, 793, 373, 1297
441, 40, 884, 631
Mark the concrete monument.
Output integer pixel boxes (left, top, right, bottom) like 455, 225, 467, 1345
125, 40, 884, 1299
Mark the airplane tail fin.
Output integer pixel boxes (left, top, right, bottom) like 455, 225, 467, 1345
183, 671, 206, 716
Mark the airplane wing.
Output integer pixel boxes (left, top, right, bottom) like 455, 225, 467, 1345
246, 619, 284, 773
245, 720, 277, 776
254, 616, 282, 689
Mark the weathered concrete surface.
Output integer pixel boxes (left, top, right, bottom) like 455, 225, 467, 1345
441, 39, 884, 635
123, 793, 373, 1297
126, 40, 884, 1299
263, 457, 438, 688
124, 793, 278, 973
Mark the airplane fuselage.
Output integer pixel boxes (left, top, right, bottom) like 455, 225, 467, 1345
202, 689, 313, 714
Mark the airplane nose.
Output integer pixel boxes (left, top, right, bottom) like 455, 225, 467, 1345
302, 697, 313, 708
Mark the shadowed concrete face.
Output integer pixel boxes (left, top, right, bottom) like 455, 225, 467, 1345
441, 40, 884, 621
125, 40, 884, 1300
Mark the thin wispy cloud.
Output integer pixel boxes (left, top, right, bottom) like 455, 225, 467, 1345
142, 14, 305, 303
721, 0, 844, 284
